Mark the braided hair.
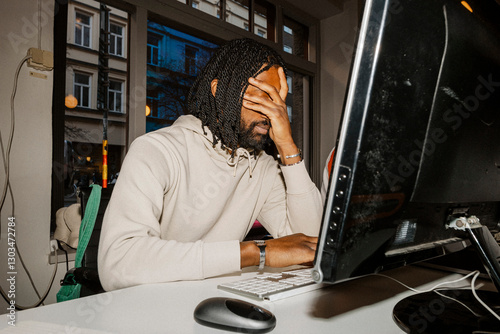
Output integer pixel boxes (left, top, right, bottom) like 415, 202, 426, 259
187, 38, 287, 153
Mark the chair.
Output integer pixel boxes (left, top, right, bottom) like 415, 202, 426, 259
60, 184, 113, 297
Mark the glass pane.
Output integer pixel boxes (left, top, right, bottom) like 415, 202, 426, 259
83, 26, 90, 47
254, 0, 275, 42
146, 21, 218, 133
109, 91, 115, 111
283, 16, 308, 59
82, 86, 89, 107
192, 0, 221, 18
226, 0, 249, 30
110, 23, 122, 34
109, 34, 116, 54
75, 24, 82, 45
109, 80, 121, 91
285, 70, 310, 152
75, 73, 88, 85
117, 36, 122, 55
76, 12, 90, 25
61, 2, 128, 210
116, 92, 122, 112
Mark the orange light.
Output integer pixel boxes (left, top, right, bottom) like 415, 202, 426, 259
145, 105, 151, 116
65, 94, 78, 108
461, 1, 473, 12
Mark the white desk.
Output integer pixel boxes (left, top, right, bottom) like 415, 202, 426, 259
0, 266, 485, 333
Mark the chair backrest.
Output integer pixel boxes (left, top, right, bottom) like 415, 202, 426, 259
78, 184, 114, 296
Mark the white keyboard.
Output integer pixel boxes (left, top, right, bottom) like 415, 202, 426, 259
218, 268, 325, 301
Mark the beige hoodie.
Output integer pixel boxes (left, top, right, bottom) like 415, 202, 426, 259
98, 115, 322, 291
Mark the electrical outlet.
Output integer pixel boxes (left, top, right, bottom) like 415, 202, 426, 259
27, 47, 53, 71
50, 239, 59, 252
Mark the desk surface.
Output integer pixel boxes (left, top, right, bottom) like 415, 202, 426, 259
0, 266, 486, 334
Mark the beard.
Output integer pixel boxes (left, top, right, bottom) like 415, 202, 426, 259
238, 118, 271, 152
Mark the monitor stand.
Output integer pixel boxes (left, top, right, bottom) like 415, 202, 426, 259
393, 289, 500, 333
392, 216, 500, 333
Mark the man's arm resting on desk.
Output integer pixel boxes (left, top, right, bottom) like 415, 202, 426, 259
240, 234, 318, 268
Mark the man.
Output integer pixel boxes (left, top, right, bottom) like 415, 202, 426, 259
98, 38, 322, 291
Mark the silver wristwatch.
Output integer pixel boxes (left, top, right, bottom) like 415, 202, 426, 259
254, 240, 266, 270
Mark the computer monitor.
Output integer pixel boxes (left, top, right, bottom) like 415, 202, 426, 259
312, 0, 500, 331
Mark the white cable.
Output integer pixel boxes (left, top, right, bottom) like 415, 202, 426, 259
0, 55, 59, 309
376, 270, 500, 323
0, 56, 31, 212
470, 271, 500, 322
375, 270, 479, 293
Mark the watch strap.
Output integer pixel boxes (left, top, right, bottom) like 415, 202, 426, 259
254, 240, 266, 270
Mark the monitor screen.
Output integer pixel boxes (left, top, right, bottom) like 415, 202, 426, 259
313, 0, 500, 286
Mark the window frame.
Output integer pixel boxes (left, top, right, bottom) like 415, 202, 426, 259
73, 71, 92, 108
109, 22, 125, 57
75, 10, 92, 48
108, 79, 124, 113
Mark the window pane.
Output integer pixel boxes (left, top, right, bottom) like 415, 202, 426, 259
75, 24, 82, 45
76, 12, 90, 25
285, 70, 310, 152
254, 0, 275, 42
83, 26, 90, 47
109, 34, 116, 54
283, 16, 308, 59
191, 0, 221, 18
110, 23, 122, 34
75, 73, 89, 84
227, 0, 249, 30
60, 3, 128, 214
146, 21, 218, 133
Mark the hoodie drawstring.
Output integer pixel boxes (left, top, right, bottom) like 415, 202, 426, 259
226, 148, 254, 177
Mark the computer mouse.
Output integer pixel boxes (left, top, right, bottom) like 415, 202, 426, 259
193, 297, 276, 333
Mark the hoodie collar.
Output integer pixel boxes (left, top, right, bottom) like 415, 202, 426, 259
173, 115, 258, 177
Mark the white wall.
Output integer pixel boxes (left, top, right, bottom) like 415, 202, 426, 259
0, 0, 68, 313
319, 0, 359, 168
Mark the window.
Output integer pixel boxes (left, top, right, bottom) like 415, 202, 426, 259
52, 3, 129, 234
185, 45, 198, 76
284, 70, 310, 152
73, 72, 91, 108
75, 11, 91, 48
146, 90, 160, 118
147, 34, 161, 66
109, 80, 123, 113
254, 0, 275, 41
283, 16, 308, 59
146, 21, 218, 133
227, 0, 250, 30
110, 23, 124, 56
